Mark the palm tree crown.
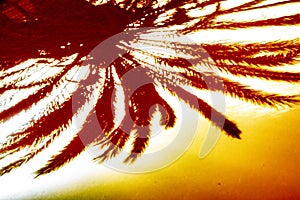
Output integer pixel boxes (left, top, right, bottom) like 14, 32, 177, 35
0, 0, 299, 176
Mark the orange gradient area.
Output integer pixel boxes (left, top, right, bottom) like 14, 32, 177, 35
26, 105, 300, 199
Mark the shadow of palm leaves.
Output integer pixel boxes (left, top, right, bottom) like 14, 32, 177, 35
0, 0, 299, 176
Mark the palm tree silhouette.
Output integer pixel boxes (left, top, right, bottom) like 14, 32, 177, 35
0, 0, 299, 176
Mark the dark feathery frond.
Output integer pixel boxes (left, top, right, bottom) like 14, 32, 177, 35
0, 0, 300, 176
35, 66, 118, 175
0, 56, 81, 122
0, 97, 73, 155
217, 64, 300, 82
202, 40, 300, 67
95, 128, 130, 163
211, 13, 300, 29
221, 79, 300, 107
35, 111, 101, 176
166, 84, 241, 139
